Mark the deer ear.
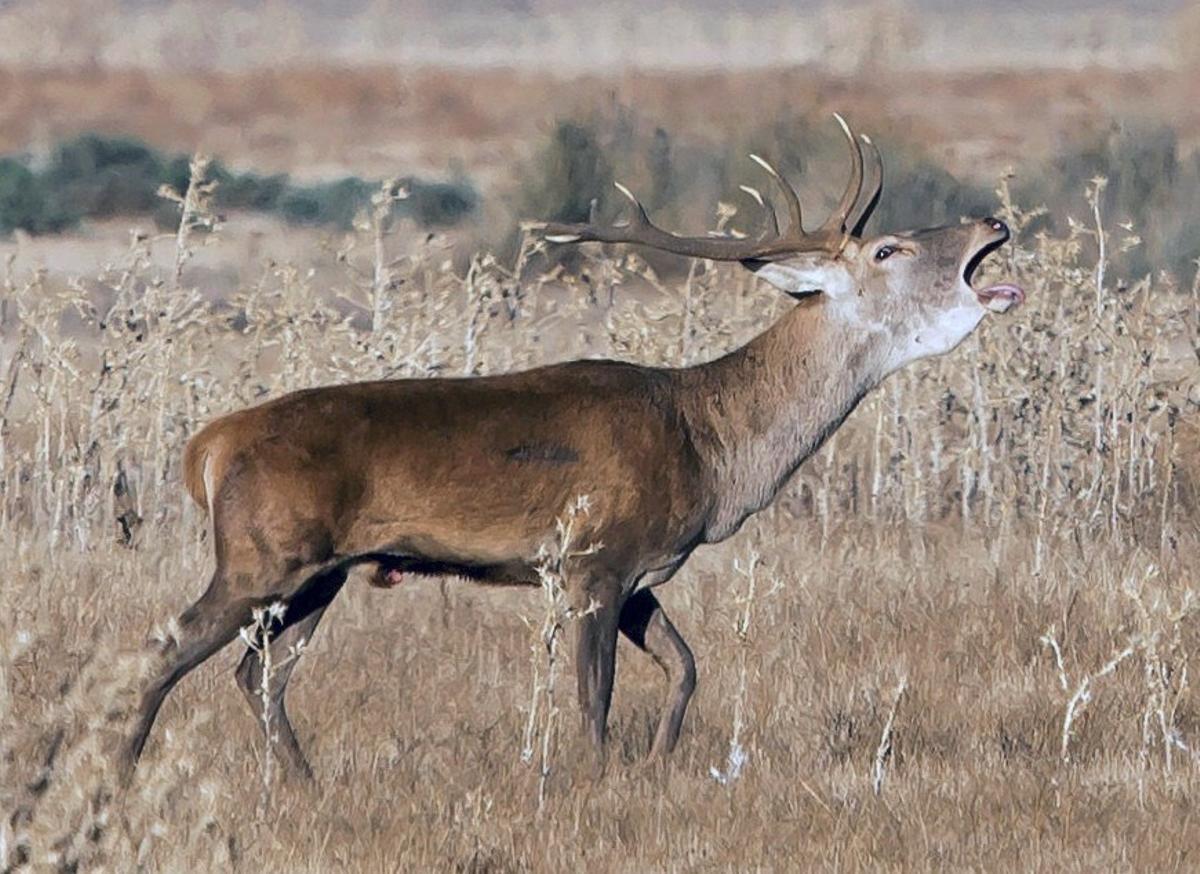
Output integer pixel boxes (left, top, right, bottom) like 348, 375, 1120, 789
744, 257, 854, 300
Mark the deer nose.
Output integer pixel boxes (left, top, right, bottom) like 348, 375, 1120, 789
983, 217, 1009, 240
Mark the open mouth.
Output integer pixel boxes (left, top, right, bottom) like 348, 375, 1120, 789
963, 238, 1025, 314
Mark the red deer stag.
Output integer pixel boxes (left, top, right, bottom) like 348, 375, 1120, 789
118, 116, 1023, 783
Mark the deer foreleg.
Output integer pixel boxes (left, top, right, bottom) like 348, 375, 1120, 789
574, 590, 623, 751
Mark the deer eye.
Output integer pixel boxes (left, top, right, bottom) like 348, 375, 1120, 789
874, 245, 897, 262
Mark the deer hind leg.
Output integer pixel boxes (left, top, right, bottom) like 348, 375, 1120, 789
618, 588, 697, 756
118, 575, 257, 785
234, 567, 346, 782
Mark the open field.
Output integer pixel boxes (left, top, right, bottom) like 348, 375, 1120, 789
2, 65, 1196, 189
0, 155, 1198, 872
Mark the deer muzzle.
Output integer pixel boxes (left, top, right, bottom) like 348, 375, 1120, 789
963, 217, 1025, 314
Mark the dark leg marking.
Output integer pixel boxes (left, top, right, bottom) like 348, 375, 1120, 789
234, 567, 346, 781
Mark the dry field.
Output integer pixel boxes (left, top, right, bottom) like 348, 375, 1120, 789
2, 65, 1195, 187
0, 160, 1198, 873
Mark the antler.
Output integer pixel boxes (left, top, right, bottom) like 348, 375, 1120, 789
534, 114, 882, 263
849, 133, 883, 238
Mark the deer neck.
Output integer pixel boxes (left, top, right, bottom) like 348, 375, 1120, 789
679, 298, 890, 542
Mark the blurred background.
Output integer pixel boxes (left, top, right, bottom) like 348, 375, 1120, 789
0, 0, 1197, 282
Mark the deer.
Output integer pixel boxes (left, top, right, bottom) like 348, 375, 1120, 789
117, 116, 1024, 784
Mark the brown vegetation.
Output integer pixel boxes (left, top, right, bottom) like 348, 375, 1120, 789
1, 65, 1194, 185
0, 157, 1197, 872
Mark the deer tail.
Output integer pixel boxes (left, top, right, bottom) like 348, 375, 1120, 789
182, 422, 228, 518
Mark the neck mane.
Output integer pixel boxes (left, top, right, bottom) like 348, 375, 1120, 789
674, 297, 889, 542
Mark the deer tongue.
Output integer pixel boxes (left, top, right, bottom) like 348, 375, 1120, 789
976, 282, 1025, 314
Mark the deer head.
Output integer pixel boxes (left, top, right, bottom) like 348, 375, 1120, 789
537, 115, 1024, 372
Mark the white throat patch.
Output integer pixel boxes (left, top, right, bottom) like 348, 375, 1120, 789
889, 301, 984, 371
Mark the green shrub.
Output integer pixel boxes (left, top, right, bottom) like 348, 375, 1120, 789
404, 178, 478, 227
278, 177, 374, 228
0, 134, 478, 237
516, 120, 615, 227
0, 157, 78, 234
210, 164, 288, 212
42, 134, 165, 218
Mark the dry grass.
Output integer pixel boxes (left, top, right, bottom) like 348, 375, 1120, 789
0, 162, 1198, 871
1, 65, 1194, 186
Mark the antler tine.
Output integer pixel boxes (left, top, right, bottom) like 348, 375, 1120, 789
538, 180, 802, 260
739, 184, 780, 238
818, 113, 865, 236
538, 181, 653, 243
849, 133, 883, 238
610, 181, 657, 233
750, 153, 803, 234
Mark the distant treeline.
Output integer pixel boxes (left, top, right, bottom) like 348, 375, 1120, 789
514, 111, 1200, 281
4, 122, 1197, 283
0, 134, 477, 236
